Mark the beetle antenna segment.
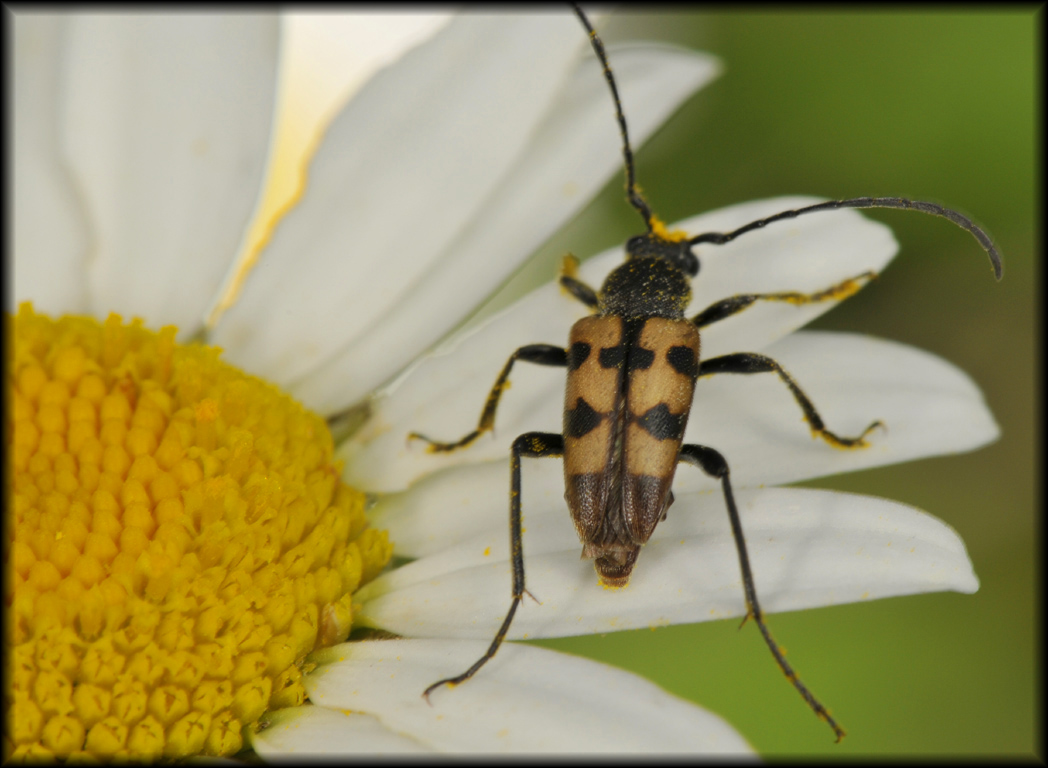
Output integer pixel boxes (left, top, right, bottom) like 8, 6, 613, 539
688, 196, 1003, 280
571, 4, 654, 231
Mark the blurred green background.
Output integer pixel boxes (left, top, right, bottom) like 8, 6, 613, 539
501, 11, 1035, 757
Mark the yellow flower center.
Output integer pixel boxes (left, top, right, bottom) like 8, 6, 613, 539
6, 305, 392, 760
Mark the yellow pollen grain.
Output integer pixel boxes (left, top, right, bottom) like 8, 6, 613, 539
6, 305, 393, 760
648, 215, 689, 244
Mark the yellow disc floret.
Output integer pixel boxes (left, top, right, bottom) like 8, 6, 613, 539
5, 305, 392, 760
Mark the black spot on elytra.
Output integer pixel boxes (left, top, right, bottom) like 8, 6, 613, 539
667, 345, 698, 377
635, 403, 686, 441
568, 341, 591, 371
627, 346, 655, 371
599, 345, 625, 369
565, 397, 604, 438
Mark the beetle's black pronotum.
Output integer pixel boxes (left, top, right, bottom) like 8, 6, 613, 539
409, 7, 1002, 741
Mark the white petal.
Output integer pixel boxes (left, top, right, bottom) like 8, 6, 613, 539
12, 14, 91, 315
217, 33, 717, 414
369, 459, 528, 558
59, 14, 279, 335
213, 14, 583, 396
357, 487, 977, 640
251, 706, 430, 756
288, 45, 719, 413
284, 13, 451, 114
301, 639, 753, 753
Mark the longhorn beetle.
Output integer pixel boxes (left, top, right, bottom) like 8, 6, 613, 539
409, 7, 1002, 741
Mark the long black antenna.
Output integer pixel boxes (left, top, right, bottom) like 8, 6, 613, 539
572, 4, 654, 231
689, 196, 1003, 280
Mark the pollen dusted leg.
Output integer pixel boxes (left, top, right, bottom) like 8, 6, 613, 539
423, 432, 564, 701
677, 443, 846, 742
697, 352, 882, 448
408, 345, 567, 452
558, 254, 601, 308
689, 271, 877, 329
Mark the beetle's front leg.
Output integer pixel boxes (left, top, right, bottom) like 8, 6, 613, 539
423, 432, 564, 702
690, 271, 876, 329
408, 345, 567, 453
698, 352, 882, 449
559, 254, 600, 309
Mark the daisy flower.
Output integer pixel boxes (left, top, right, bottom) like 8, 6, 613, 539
7, 10, 997, 759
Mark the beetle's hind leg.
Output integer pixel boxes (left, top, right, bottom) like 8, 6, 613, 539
678, 443, 845, 742
690, 271, 876, 329
408, 345, 567, 453
698, 352, 882, 449
423, 432, 564, 702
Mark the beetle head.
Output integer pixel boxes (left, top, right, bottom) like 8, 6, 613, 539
626, 232, 699, 277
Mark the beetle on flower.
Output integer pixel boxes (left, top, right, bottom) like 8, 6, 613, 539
9, 11, 996, 758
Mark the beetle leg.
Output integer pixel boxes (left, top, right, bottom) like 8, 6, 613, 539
559, 253, 601, 308
698, 352, 882, 448
424, 432, 564, 702
409, 345, 568, 452
690, 271, 876, 329
678, 443, 845, 742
